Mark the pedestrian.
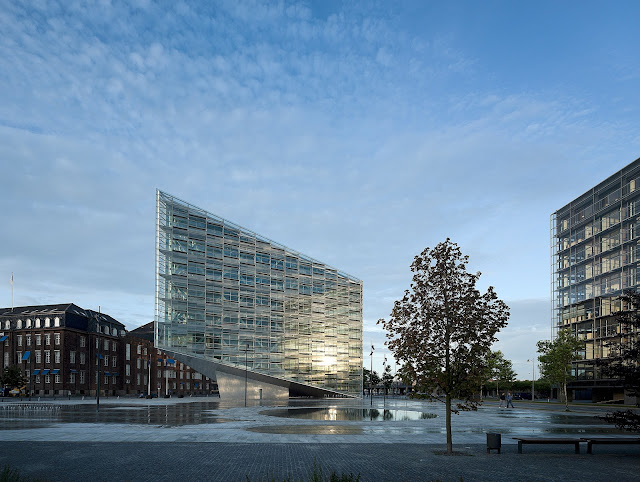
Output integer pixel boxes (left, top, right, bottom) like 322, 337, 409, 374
499, 392, 505, 408
506, 391, 514, 408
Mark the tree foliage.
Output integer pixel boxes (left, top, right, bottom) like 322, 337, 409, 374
378, 239, 510, 453
537, 329, 583, 411
382, 363, 394, 394
484, 350, 517, 393
600, 290, 640, 397
597, 290, 640, 431
1, 365, 27, 389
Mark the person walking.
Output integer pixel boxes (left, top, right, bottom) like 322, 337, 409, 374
506, 391, 514, 408
499, 392, 505, 408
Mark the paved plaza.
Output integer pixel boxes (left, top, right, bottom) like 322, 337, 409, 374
1, 396, 639, 481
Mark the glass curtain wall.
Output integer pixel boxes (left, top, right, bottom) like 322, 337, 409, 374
552, 157, 640, 383
155, 190, 363, 396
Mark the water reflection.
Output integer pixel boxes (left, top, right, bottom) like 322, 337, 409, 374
262, 407, 438, 421
0, 402, 229, 429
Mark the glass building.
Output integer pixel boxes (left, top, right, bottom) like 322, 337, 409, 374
551, 156, 640, 401
155, 190, 363, 399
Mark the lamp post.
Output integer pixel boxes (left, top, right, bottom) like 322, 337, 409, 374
244, 343, 249, 407
370, 344, 374, 407
96, 307, 101, 413
527, 358, 536, 402
383, 356, 387, 408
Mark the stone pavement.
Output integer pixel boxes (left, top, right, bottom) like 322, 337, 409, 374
0, 397, 639, 481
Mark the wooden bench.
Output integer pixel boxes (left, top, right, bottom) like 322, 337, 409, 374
513, 437, 582, 454
581, 437, 640, 454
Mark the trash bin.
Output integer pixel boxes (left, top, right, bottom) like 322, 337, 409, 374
486, 433, 501, 454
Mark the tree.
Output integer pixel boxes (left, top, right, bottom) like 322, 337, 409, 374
378, 239, 510, 454
485, 350, 517, 396
537, 329, 583, 411
382, 363, 394, 395
598, 290, 640, 431
1, 365, 27, 390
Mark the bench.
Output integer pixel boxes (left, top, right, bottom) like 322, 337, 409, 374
513, 437, 582, 454
581, 437, 640, 454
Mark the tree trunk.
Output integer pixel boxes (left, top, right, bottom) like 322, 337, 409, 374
446, 392, 452, 453
563, 380, 569, 411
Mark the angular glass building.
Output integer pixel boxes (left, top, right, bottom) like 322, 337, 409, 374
155, 190, 363, 399
551, 156, 640, 401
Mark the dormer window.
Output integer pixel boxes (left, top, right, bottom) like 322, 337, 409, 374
35, 318, 41, 328
44, 317, 50, 327
26, 319, 32, 328
17, 319, 22, 329
54, 317, 60, 327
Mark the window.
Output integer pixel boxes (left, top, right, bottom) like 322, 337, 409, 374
126, 344, 131, 361
3, 352, 8, 368
104, 355, 109, 367
17, 319, 22, 329
44, 317, 50, 328
143, 347, 147, 356
36, 335, 41, 346
26, 334, 31, 346
112, 341, 117, 352
35, 351, 42, 363
45, 334, 51, 345
54, 333, 61, 345
70, 373, 75, 384
80, 353, 86, 365
137, 345, 141, 355
126, 364, 130, 376
17, 335, 22, 347
104, 340, 109, 351
80, 371, 85, 384
26, 319, 31, 328
96, 338, 99, 349
54, 317, 60, 327
70, 351, 76, 364
45, 374, 50, 384
54, 350, 60, 364
45, 351, 51, 363
112, 357, 116, 368
105, 376, 109, 385
35, 318, 41, 328
80, 336, 86, 348
16, 351, 22, 364
137, 374, 141, 385
55, 374, 61, 384
137, 359, 141, 369
157, 370, 162, 378
35, 375, 41, 384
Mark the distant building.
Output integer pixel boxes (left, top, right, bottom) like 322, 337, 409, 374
126, 322, 217, 397
0, 305, 215, 398
155, 190, 364, 400
551, 156, 640, 402
0, 304, 125, 396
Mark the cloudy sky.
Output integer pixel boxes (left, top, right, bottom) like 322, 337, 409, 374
2, 0, 640, 379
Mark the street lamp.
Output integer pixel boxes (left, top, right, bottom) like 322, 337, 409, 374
370, 344, 374, 407
527, 358, 536, 402
383, 356, 387, 408
244, 343, 249, 407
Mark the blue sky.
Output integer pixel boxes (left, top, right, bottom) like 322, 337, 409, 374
2, 0, 640, 379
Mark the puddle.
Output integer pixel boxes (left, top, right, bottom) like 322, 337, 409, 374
261, 407, 438, 421
0, 402, 229, 428
247, 425, 364, 435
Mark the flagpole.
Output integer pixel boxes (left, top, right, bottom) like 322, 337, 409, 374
11, 273, 14, 311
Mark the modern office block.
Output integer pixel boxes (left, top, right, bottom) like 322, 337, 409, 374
551, 156, 640, 401
155, 190, 363, 399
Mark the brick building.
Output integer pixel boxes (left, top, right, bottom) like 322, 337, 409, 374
0, 305, 217, 398
0, 304, 125, 396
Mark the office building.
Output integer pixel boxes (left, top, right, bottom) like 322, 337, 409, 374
551, 156, 640, 401
155, 190, 363, 400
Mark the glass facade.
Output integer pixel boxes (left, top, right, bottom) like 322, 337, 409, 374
551, 157, 640, 389
155, 190, 363, 397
